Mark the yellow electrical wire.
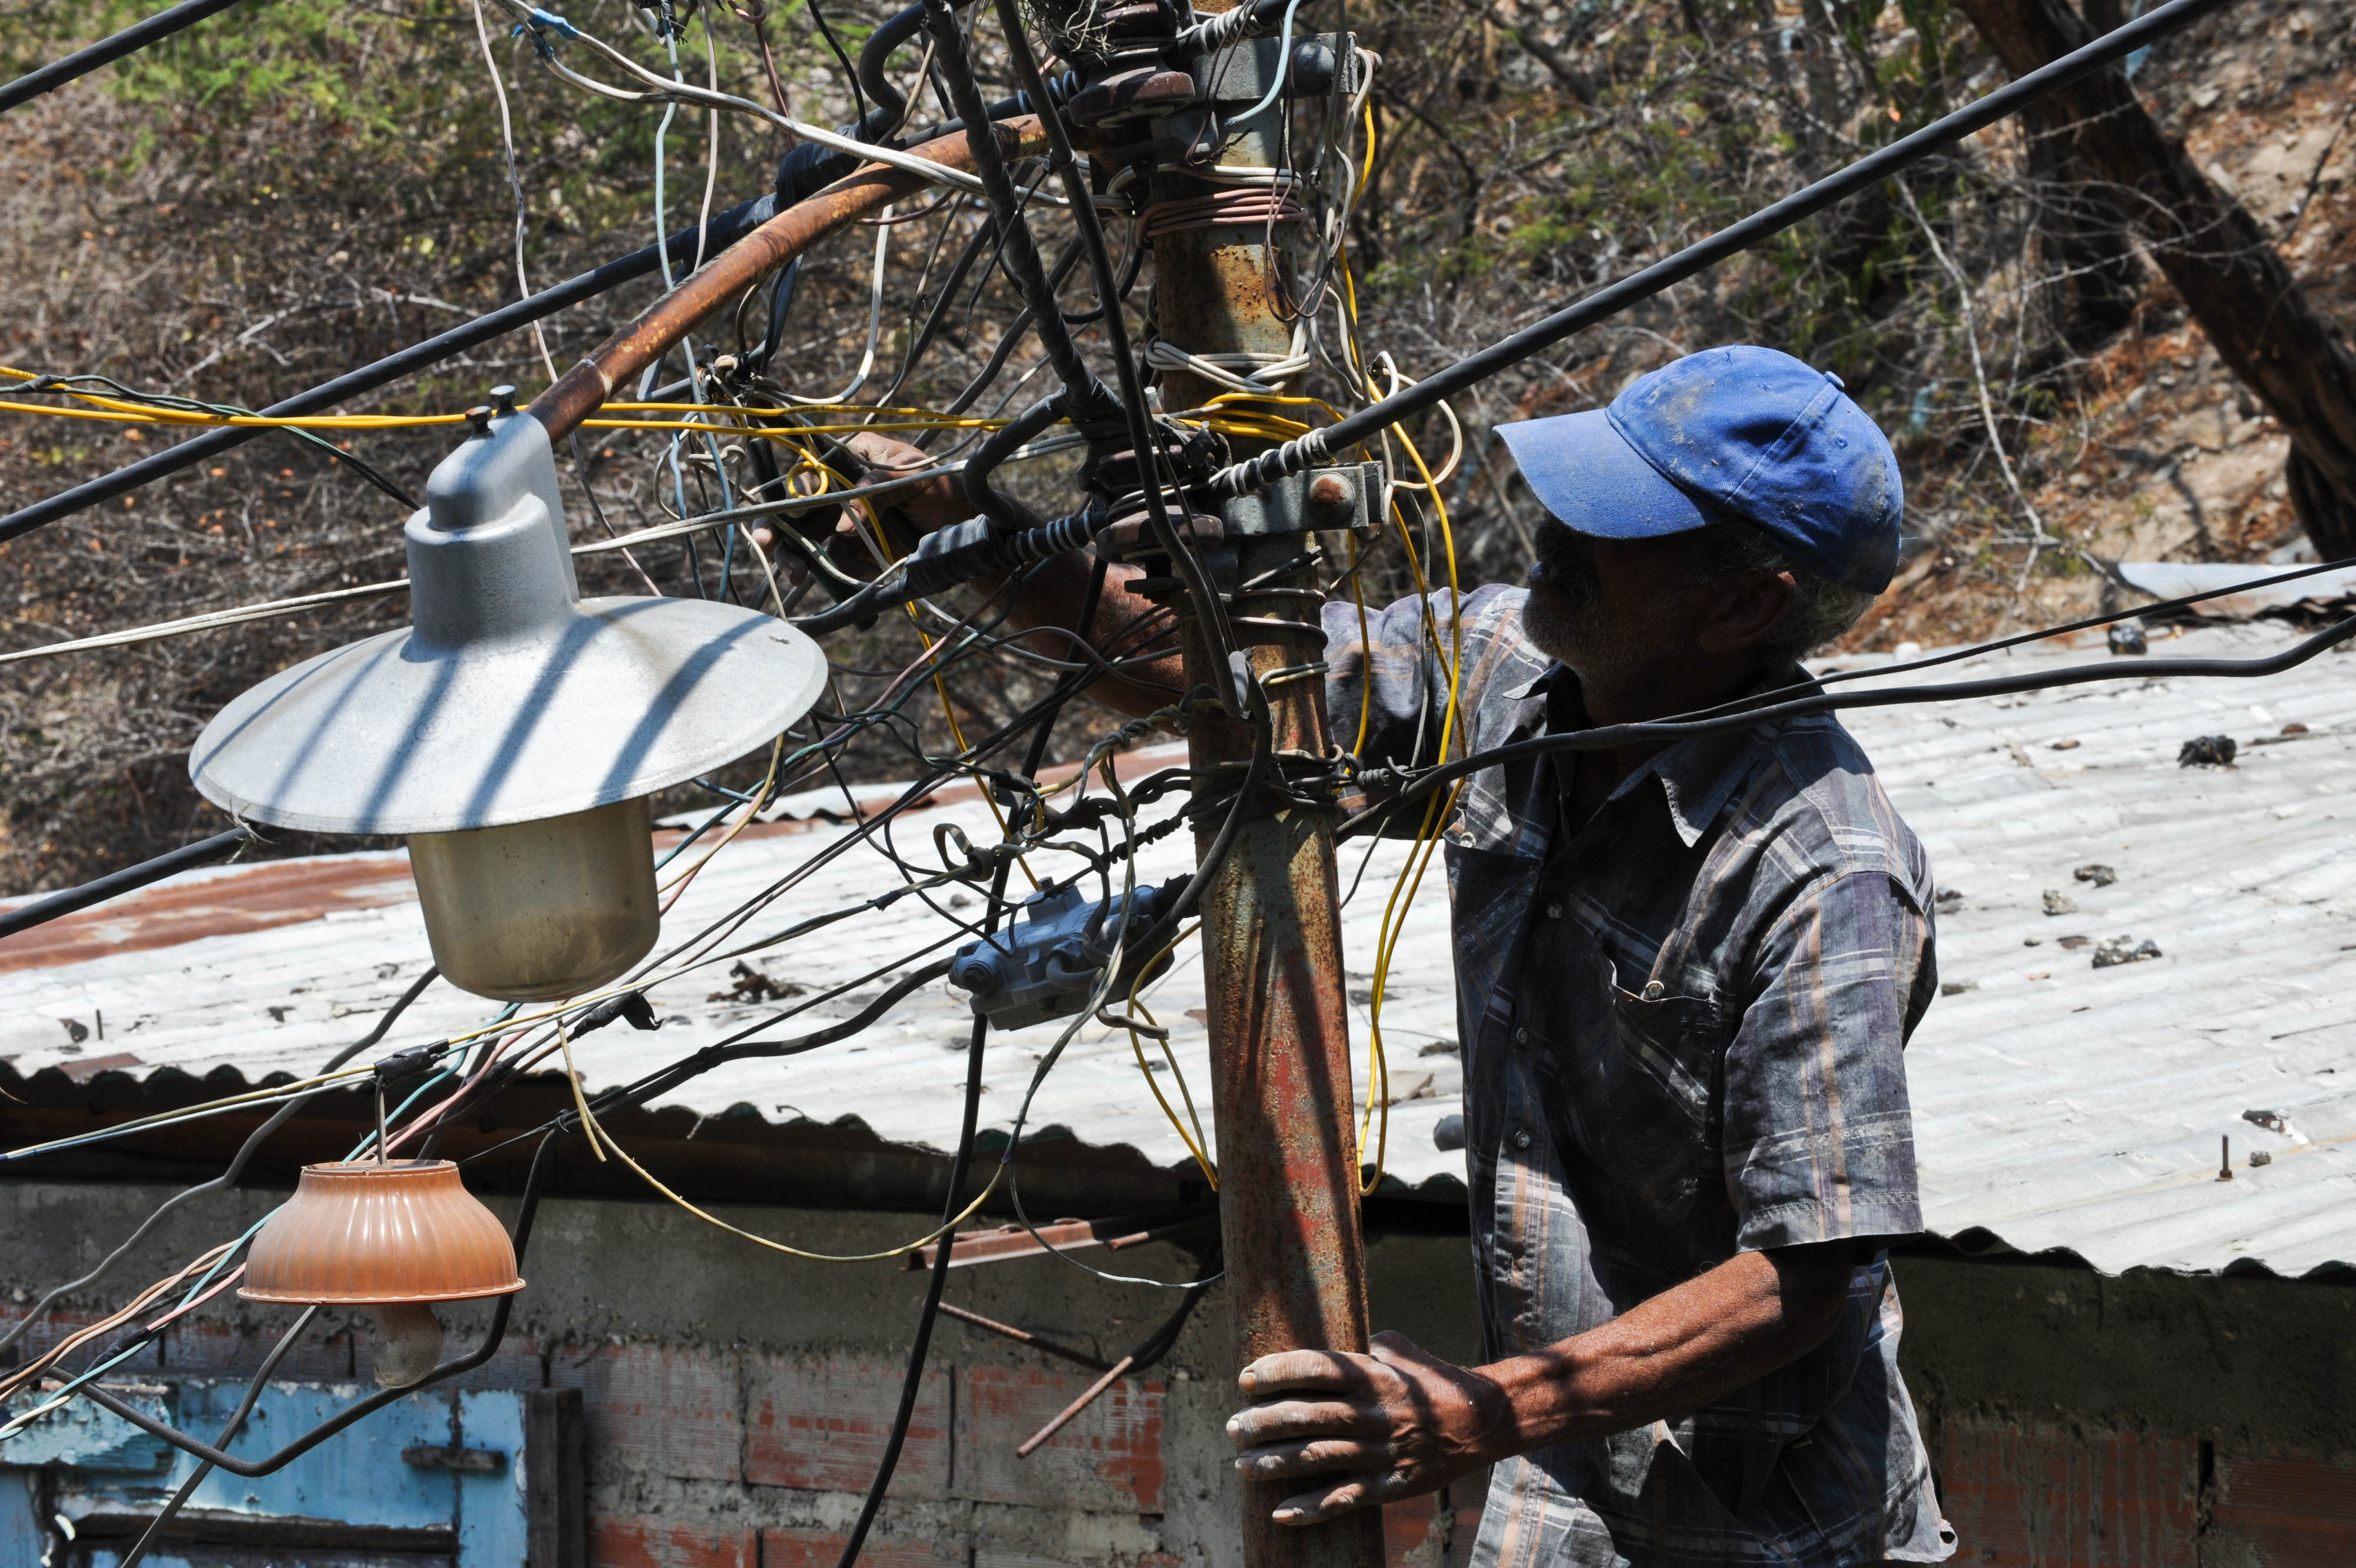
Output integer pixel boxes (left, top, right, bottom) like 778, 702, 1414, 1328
0, 367, 1014, 428
0, 1065, 378, 1163
555, 1015, 608, 1165
1117, 921, 1218, 1189
1357, 425, 1465, 1197
657, 732, 787, 904
574, 1091, 1006, 1262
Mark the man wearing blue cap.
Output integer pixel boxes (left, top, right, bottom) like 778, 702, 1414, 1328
830, 344, 1951, 1565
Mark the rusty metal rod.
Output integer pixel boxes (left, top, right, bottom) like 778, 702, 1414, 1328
525, 118, 1048, 442
1013, 1271, 1213, 1457
1017, 1354, 1135, 1457
936, 1302, 1114, 1371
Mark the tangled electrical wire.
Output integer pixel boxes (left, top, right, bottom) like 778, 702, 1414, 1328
0, 0, 2281, 1561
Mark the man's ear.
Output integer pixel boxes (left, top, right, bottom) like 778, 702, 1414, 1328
1695, 570, 1796, 653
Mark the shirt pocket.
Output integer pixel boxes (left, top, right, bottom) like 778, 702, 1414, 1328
1556, 950, 1725, 1226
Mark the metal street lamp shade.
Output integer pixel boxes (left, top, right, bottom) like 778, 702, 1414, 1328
188, 413, 826, 836
240, 1160, 525, 1305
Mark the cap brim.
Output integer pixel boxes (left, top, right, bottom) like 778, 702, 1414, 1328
1495, 410, 1712, 540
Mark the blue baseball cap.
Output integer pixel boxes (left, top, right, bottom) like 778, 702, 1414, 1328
1494, 345, 1903, 594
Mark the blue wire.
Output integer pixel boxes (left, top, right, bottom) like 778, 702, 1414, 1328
348, 1070, 455, 1162
1233, 0, 1310, 128
0, 1341, 148, 1438
174, 1211, 279, 1313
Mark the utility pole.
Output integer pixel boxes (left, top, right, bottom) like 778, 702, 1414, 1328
1119, 24, 1389, 1568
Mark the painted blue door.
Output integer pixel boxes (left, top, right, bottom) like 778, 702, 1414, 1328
0, 1378, 530, 1567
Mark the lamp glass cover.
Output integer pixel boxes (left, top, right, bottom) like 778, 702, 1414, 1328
408, 796, 658, 1001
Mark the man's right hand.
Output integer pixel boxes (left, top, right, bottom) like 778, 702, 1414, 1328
749, 427, 1184, 717
746, 431, 969, 583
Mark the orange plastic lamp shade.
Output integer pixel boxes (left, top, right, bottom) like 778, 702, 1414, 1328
239, 1160, 526, 1305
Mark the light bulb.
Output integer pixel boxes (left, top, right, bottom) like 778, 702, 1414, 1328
406, 798, 659, 1001
372, 1302, 445, 1388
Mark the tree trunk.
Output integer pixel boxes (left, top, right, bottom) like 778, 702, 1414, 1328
2021, 112, 2143, 348
1951, 0, 2356, 557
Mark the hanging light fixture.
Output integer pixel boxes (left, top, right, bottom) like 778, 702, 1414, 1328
188, 395, 826, 1000
240, 1154, 524, 1386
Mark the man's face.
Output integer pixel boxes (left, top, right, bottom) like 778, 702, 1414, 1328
1521, 527, 1699, 686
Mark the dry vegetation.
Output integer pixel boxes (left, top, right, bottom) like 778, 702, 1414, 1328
1, 0, 2351, 891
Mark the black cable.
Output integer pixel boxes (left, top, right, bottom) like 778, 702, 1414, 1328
474, 585, 1164, 1108
938, 234, 1090, 419
919, 0, 1117, 425
10, 371, 421, 510
113, 1304, 321, 1568
987, 0, 1243, 698
1211, 0, 2236, 496
448, 596, 1152, 1155
836, 1006, 987, 1568
1785, 552, 2356, 700
452, 578, 1176, 1169
1, 194, 777, 542
0, 0, 253, 114
964, 391, 1068, 525
836, 564, 1101, 1568
906, 231, 1087, 436
855, 2, 929, 138
0, 828, 250, 941
595, 958, 955, 1111
1055, 229, 1144, 325
804, 0, 871, 133
1345, 608, 2356, 836
879, 218, 999, 409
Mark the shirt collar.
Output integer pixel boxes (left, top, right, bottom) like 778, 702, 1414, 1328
1498, 663, 1576, 704
1544, 661, 1816, 849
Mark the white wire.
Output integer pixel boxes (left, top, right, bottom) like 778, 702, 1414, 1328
469, 0, 558, 383
692, 10, 723, 274
789, 204, 895, 406
498, 1, 1018, 200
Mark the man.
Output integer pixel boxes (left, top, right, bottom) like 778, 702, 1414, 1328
812, 345, 1953, 1566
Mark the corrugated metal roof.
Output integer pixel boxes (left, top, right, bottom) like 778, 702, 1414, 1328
5, 622, 2354, 1276
1839, 619, 2356, 1278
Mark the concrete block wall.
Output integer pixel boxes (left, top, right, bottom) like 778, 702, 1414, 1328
1895, 1253, 2356, 1568
0, 1182, 1490, 1566
1927, 1422, 2356, 1566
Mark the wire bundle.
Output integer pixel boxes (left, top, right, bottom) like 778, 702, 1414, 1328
1137, 184, 1309, 243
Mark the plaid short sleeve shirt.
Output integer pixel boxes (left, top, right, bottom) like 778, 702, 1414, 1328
1324, 584, 1956, 1568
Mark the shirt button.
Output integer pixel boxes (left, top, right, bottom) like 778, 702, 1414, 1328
1513, 1026, 1528, 1044
1544, 901, 1564, 920
1513, 1130, 1533, 1150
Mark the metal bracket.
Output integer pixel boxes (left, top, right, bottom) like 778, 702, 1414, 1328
1216, 462, 1383, 538
1190, 32, 1358, 105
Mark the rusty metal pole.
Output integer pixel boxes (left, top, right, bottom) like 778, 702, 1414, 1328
1147, 29, 1388, 1568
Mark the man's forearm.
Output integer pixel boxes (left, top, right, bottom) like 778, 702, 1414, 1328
1223, 1242, 1864, 1526
1474, 1244, 1857, 1460
989, 546, 1186, 717
808, 433, 1188, 716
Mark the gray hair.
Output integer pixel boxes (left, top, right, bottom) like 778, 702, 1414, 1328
1695, 520, 1879, 664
